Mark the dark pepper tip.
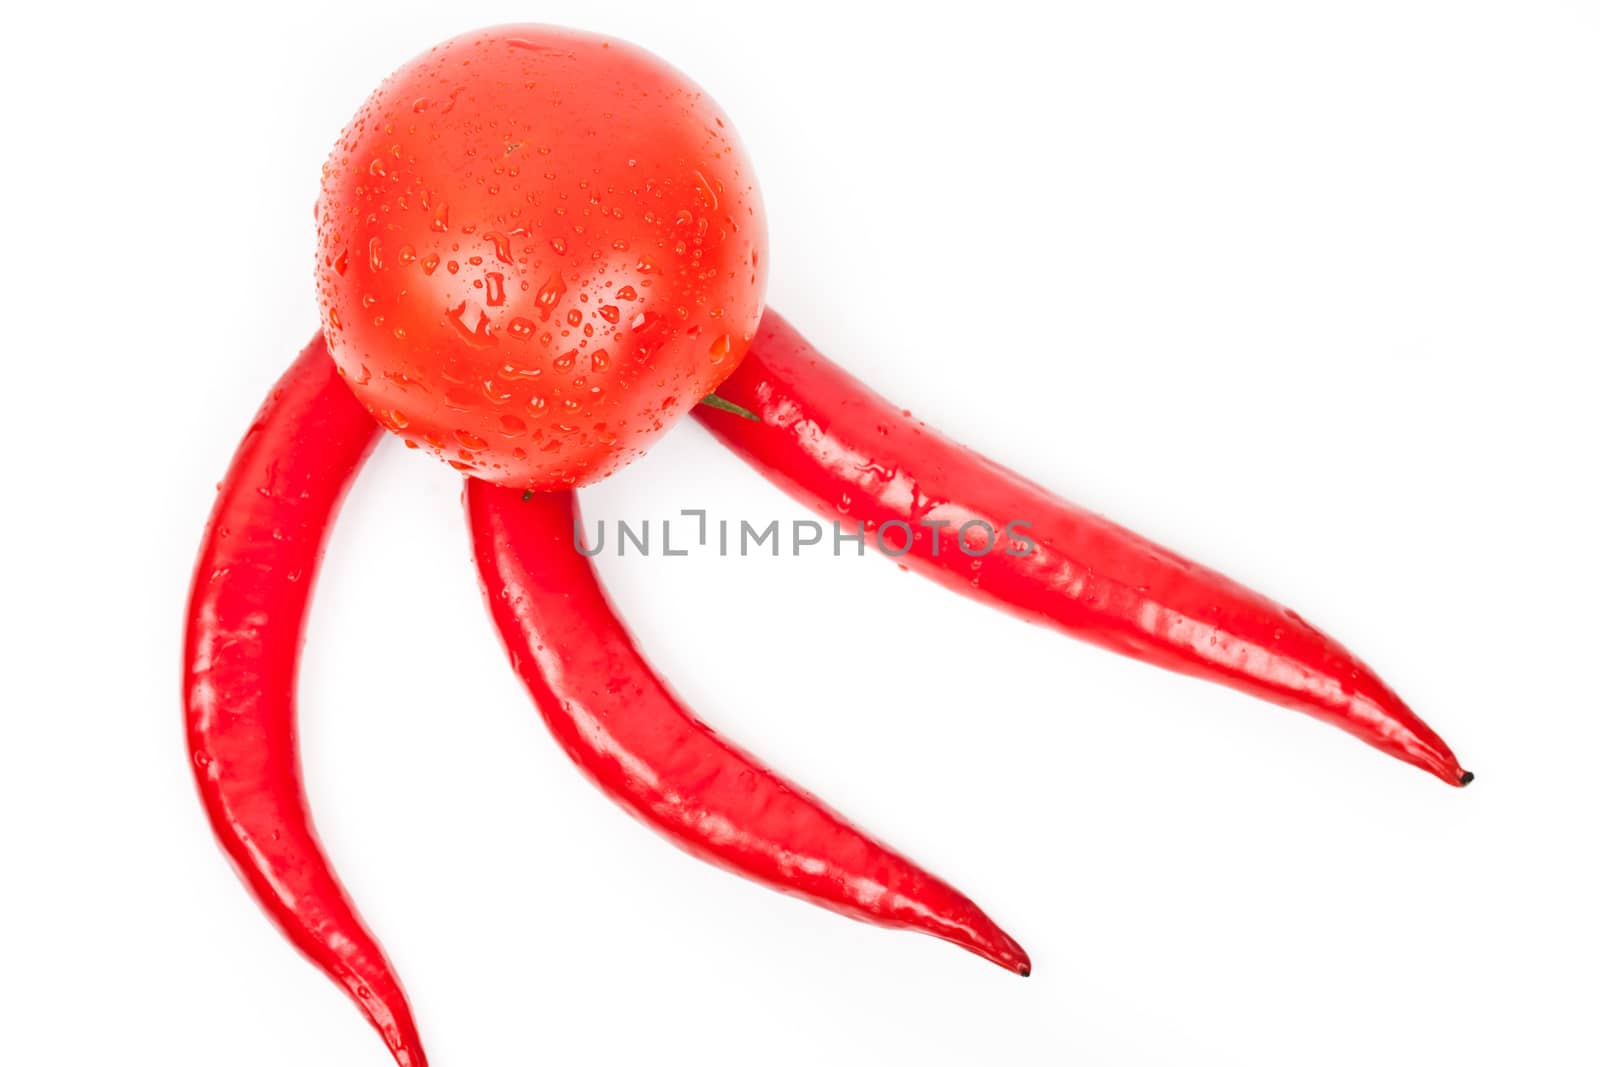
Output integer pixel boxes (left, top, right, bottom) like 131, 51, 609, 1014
1459, 770, 1475, 787
1018, 963, 1031, 978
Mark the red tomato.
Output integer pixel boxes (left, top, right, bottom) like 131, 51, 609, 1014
315, 25, 768, 488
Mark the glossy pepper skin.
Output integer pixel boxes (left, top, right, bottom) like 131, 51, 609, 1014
183, 337, 427, 1067
696, 310, 1470, 787
467, 480, 1031, 973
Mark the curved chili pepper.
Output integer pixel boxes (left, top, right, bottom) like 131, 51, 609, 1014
467, 480, 1031, 974
183, 337, 426, 1067
695, 310, 1471, 787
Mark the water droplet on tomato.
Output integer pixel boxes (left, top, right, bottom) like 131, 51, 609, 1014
485, 231, 514, 264
535, 273, 567, 319
446, 301, 497, 347
693, 170, 720, 211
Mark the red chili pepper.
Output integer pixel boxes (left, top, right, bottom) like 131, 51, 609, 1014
183, 337, 426, 1067
466, 479, 1031, 974
696, 310, 1470, 787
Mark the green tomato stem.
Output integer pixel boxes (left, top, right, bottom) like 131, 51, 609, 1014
700, 393, 759, 421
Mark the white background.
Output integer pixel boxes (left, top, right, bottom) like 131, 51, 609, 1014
3, 2, 1597, 1064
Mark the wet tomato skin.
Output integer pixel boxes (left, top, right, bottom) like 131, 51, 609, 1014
316, 25, 768, 488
